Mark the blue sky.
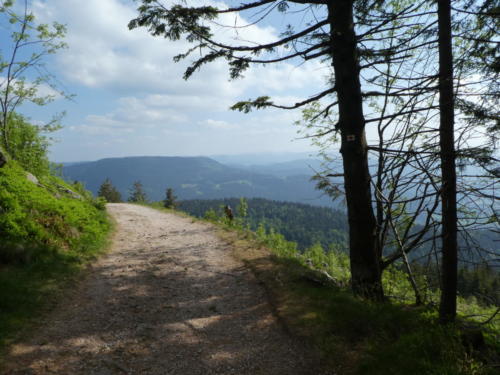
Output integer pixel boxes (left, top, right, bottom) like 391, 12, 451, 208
7, 0, 332, 162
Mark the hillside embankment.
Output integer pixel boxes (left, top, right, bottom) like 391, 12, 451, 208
1, 204, 327, 375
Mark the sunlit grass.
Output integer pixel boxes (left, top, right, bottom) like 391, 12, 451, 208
0, 162, 112, 361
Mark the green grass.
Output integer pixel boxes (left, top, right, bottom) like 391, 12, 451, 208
0, 162, 112, 359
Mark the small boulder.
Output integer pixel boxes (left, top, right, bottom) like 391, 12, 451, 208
55, 183, 83, 200
26, 172, 40, 185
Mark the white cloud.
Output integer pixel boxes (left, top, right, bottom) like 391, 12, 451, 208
33, 0, 326, 97
69, 124, 134, 136
135, 94, 232, 112
32, 0, 324, 161
245, 61, 328, 94
69, 95, 191, 136
202, 119, 235, 129
31, 0, 241, 96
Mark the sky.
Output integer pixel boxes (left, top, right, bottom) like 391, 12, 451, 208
7, 0, 332, 162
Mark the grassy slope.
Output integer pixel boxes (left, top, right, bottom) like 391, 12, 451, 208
0, 162, 111, 358
219, 229, 499, 375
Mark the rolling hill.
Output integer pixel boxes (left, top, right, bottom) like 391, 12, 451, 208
61, 156, 338, 206
228, 159, 325, 178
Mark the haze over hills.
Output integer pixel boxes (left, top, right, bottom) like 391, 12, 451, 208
227, 159, 325, 178
209, 152, 316, 166
62, 156, 338, 206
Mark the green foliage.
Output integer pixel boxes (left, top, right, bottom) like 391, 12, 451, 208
458, 265, 500, 306
203, 208, 218, 221
97, 178, 122, 203
230, 96, 274, 113
179, 197, 348, 250
91, 196, 107, 211
186, 197, 498, 308
6, 113, 60, 176
413, 262, 500, 308
359, 326, 486, 375
0, 161, 110, 350
163, 187, 177, 209
237, 197, 248, 218
261, 228, 299, 258
234, 197, 248, 228
0, 0, 68, 156
0, 161, 109, 259
303, 243, 326, 269
128, 180, 148, 203
208, 205, 349, 283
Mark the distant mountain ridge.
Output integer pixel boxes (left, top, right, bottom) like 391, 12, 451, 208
61, 156, 337, 206
228, 159, 324, 178
209, 152, 315, 166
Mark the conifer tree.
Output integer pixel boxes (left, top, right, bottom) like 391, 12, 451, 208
98, 178, 122, 203
163, 187, 177, 209
128, 181, 148, 203
437, 0, 458, 324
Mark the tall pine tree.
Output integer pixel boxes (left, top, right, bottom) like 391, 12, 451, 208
98, 178, 122, 203
128, 181, 148, 203
163, 188, 177, 209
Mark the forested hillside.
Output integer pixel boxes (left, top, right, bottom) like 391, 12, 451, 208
179, 197, 496, 261
62, 156, 336, 206
179, 198, 348, 250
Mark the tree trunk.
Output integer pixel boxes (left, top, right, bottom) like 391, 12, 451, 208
328, 0, 384, 300
0, 111, 8, 167
437, 0, 458, 324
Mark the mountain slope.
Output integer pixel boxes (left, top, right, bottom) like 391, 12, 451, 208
179, 198, 348, 250
229, 159, 324, 178
62, 156, 336, 206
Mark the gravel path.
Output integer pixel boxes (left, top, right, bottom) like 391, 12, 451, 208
2, 204, 326, 374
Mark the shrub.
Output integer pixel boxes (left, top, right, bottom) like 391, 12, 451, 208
0, 161, 109, 262
6, 113, 59, 177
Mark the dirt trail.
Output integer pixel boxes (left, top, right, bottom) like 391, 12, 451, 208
2, 204, 326, 374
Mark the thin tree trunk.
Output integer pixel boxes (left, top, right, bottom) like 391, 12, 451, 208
437, 0, 458, 324
328, 0, 383, 300
388, 217, 423, 305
